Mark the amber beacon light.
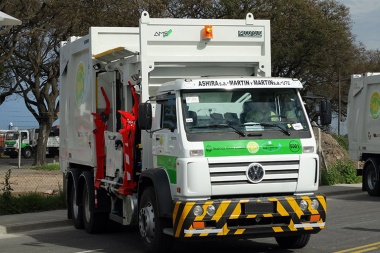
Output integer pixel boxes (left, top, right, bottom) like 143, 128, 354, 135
202, 25, 213, 39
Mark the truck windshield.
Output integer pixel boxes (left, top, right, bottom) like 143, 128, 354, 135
5, 132, 19, 140
181, 88, 309, 135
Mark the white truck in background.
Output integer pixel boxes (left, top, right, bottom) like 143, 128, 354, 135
348, 73, 380, 196
60, 12, 330, 252
4, 128, 59, 158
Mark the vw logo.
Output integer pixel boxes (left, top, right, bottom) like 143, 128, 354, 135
246, 163, 265, 183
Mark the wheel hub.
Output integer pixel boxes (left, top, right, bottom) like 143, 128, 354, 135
139, 203, 155, 242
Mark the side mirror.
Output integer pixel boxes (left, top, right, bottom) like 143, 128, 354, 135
138, 103, 152, 130
319, 100, 332, 125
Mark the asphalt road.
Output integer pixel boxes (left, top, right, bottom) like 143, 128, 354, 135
0, 192, 379, 253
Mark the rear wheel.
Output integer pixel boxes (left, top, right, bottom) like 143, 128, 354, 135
70, 183, 84, 229
364, 162, 380, 196
139, 187, 173, 253
22, 147, 32, 158
82, 181, 108, 233
275, 234, 311, 249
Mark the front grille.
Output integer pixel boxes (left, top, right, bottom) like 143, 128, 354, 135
209, 160, 299, 186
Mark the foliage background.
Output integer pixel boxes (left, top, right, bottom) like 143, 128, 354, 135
0, 0, 380, 166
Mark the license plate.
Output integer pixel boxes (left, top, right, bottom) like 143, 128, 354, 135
245, 201, 274, 214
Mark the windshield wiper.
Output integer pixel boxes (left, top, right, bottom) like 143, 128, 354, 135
191, 124, 246, 137
243, 122, 291, 136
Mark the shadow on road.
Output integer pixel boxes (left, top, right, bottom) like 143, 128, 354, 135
24, 226, 302, 253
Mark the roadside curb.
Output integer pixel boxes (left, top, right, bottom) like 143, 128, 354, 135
0, 219, 71, 234
319, 183, 362, 197
324, 188, 362, 197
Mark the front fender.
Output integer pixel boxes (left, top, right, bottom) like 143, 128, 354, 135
138, 168, 173, 218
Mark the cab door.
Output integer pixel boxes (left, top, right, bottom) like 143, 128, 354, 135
152, 94, 181, 185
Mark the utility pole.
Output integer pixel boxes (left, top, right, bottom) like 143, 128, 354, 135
338, 69, 341, 135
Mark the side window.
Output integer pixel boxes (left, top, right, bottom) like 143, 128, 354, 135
161, 98, 177, 130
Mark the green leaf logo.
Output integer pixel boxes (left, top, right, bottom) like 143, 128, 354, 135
370, 90, 380, 119
164, 29, 172, 38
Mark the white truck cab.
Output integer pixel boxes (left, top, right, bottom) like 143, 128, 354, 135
140, 77, 320, 198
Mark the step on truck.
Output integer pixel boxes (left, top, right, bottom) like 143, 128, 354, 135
348, 73, 380, 196
59, 12, 330, 252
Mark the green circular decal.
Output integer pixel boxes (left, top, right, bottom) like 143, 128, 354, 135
289, 140, 300, 153
370, 90, 380, 119
76, 62, 85, 106
246, 141, 259, 154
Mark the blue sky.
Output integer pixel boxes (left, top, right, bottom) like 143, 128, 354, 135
339, 0, 380, 50
0, 96, 40, 130
1, 1, 379, 130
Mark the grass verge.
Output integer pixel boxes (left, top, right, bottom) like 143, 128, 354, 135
321, 134, 361, 185
32, 162, 60, 171
0, 191, 66, 215
0, 168, 66, 215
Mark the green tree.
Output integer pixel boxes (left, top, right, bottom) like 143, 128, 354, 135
353, 49, 380, 73
0, 7, 21, 105
0, 1, 67, 165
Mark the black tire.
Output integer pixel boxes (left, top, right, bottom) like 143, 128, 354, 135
364, 163, 380, 196
82, 181, 108, 233
139, 187, 173, 253
22, 147, 33, 159
70, 183, 84, 229
275, 234, 311, 249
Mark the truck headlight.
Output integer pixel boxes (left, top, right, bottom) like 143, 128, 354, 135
300, 200, 308, 211
206, 205, 216, 216
193, 205, 203, 216
311, 199, 319, 210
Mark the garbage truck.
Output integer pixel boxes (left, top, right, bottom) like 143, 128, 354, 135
59, 12, 330, 252
348, 73, 380, 196
4, 128, 59, 158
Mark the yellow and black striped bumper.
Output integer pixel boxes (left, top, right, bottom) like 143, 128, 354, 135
172, 195, 326, 238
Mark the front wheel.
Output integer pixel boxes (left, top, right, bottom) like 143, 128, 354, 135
82, 181, 108, 233
22, 147, 33, 159
364, 162, 380, 196
139, 187, 173, 253
275, 234, 311, 249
